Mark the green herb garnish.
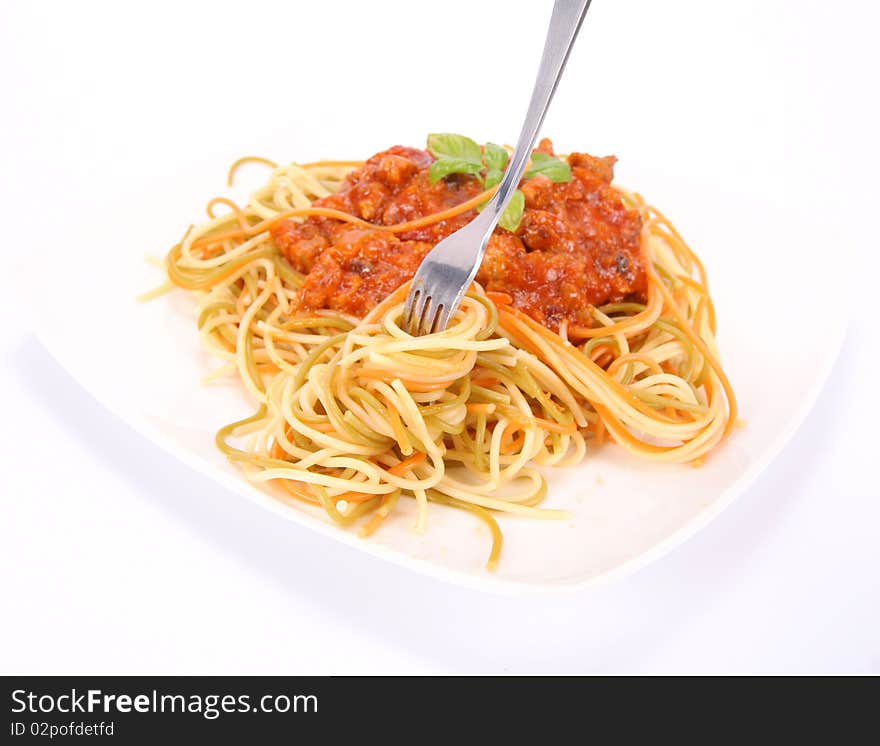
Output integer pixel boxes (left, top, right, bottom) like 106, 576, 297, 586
426, 133, 571, 231
497, 189, 525, 232
524, 151, 572, 182
482, 142, 509, 189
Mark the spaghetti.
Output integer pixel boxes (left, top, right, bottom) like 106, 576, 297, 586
158, 142, 736, 570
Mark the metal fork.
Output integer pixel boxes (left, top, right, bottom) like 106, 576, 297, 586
403, 0, 593, 336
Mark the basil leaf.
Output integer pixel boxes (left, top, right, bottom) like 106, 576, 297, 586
484, 168, 503, 190
427, 133, 482, 164
482, 142, 508, 189
428, 158, 483, 184
525, 151, 572, 183
482, 142, 508, 173
498, 189, 525, 232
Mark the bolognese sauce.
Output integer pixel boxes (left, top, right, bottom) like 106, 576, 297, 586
271, 139, 646, 329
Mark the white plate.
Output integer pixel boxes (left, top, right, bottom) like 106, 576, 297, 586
30, 154, 847, 593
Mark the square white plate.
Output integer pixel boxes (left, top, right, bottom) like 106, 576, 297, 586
30, 153, 847, 593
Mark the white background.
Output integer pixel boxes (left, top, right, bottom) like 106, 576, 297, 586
1, 0, 878, 673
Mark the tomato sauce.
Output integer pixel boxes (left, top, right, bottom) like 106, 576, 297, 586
271, 140, 646, 329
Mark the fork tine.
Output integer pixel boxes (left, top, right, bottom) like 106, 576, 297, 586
410, 289, 430, 336
434, 302, 453, 334
419, 295, 437, 336
403, 282, 418, 323
404, 284, 424, 336
424, 301, 442, 336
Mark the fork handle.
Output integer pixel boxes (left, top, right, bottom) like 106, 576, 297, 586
487, 0, 592, 215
